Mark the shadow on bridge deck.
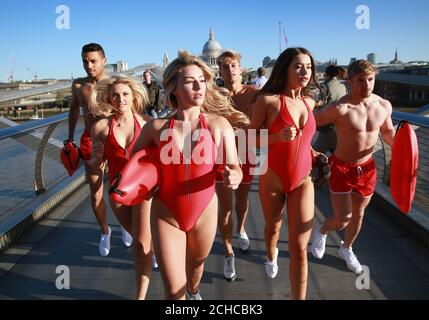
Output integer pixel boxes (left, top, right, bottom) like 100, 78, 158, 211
0, 178, 428, 300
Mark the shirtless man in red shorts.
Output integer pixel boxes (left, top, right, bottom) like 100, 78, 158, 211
216, 51, 259, 281
311, 60, 395, 273
68, 43, 131, 256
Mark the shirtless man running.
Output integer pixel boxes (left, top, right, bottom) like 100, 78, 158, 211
216, 50, 259, 281
311, 59, 395, 273
68, 43, 131, 256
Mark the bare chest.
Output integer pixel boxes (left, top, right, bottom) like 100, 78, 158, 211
341, 106, 386, 132
232, 93, 254, 118
77, 84, 95, 109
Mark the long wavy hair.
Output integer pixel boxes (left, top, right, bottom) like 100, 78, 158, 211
163, 51, 249, 129
257, 47, 320, 99
90, 75, 150, 116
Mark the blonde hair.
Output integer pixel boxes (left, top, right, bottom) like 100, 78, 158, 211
90, 75, 150, 116
348, 60, 378, 79
217, 50, 242, 68
163, 51, 249, 129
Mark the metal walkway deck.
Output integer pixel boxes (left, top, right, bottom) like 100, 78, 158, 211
1, 179, 428, 300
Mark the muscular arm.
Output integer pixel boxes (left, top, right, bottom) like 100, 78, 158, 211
248, 95, 271, 147
314, 100, 343, 127
68, 81, 81, 141
380, 100, 395, 146
89, 119, 107, 168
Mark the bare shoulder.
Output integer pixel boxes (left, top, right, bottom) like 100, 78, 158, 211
333, 95, 353, 114
374, 94, 393, 111
93, 117, 110, 135
72, 77, 89, 90
203, 114, 235, 137
151, 118, 170, 131
254, 93, 279, 108
244, 85, 259, 96
136, 113, 153, 126
203, 113, 231, 129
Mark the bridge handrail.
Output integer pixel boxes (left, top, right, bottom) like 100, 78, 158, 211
0, 82, 72, 103
392, 110, 429, 128
0, 113, 69, 141
0, 112, 82, 197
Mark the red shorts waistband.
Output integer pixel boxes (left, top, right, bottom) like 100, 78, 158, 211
330, 154, 374, 167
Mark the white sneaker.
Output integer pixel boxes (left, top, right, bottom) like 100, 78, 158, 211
121, 226, 133, 247
152, 254, 158, 270
186, 288, 202, 300
265, 248, 279, 279
223, 255, 237, 281
338, 241, 363, 274
99, 227, 111, 257
238, 230, 250, 252
311, 227, 327, 259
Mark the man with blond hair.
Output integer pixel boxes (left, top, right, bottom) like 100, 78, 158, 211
311, 60, 395, 273
216, 50, 259, 281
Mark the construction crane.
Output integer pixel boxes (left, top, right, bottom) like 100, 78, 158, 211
23, 64, 39, 82
278, 22, 289, 54
6, 54, 16, 82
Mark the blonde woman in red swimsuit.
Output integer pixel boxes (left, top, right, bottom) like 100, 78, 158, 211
132, 51, 248, 300
90, 75, 154, 299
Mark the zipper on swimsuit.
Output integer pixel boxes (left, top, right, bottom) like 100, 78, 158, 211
186, 162, 191, 202
293, 129, 302, 169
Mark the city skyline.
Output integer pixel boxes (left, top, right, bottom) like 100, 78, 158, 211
1, 0, 428, 81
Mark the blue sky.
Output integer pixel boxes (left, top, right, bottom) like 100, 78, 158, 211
1, 0, 428, 81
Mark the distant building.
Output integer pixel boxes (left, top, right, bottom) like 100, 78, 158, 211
367, 53, 377, 64
349, 58, 357, 65
404, 65, 429, 76
201, 28, 222, 77
375, 72, 429, 108
0, 80, 58, 92
163, 52, 170, 69
105, 60, 129, 75
263, 56, 275, 67
117, 61, 128, 72
389, 49, 403, 65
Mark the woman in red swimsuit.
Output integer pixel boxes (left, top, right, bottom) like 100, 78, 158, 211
249, 48, 320, 299
132, 51, 245, 300
90, 75, 154, 299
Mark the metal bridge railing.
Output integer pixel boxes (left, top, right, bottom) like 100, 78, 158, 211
0, 113, 85, 223
0, 105, 427, 251
0, 82, 72, 104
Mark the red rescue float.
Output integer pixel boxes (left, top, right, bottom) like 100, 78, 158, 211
60, 140, 80, 176
390, 122, 419, 213
109, 147, 160, 206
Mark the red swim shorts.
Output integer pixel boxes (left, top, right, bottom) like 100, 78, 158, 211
79, 130, 92, 162
328, 154, 377, 198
